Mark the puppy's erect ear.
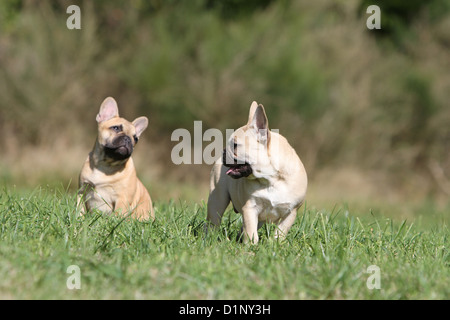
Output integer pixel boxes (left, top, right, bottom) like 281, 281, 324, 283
132, 116, 149, 139
247, 101, 259, 125
96, 97, 119, 123
248, 102, 270, 143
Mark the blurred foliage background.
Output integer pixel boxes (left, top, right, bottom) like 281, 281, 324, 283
0, 0, 449, 211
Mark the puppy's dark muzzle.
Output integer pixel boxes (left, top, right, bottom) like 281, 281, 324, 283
104, 135, 133, 161
222, 149, 252, 179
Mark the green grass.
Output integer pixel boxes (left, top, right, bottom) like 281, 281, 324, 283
0, 187, 448, 299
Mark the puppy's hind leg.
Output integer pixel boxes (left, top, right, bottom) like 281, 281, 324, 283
205, 161, 230, 235
205, 188, 230, 233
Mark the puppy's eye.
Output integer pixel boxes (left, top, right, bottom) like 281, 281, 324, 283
134, 135, 139, 144
110, 125, 122, 133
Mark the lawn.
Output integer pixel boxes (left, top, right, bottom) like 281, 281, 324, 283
0, 187, 448, 299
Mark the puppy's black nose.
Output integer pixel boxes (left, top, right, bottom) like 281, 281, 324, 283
123, 135, 131, 144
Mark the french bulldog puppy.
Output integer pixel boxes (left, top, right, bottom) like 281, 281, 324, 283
206, 101, 307, 243
77, 97, 154, 220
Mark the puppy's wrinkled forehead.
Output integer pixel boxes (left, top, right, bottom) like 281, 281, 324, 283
98, 117, 136, 143
228, 126, 257, 148
100, 117, 135, 134
232, 126, 247, 139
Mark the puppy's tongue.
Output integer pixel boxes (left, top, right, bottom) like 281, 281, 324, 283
226, 168, 234, 175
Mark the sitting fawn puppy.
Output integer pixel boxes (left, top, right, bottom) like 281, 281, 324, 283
77, 97, 154, 220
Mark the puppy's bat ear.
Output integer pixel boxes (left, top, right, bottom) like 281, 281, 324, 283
133, 116, 149, 138
247, 101, 259, 125
96, 97, 119, 123
248, 102, 270, 143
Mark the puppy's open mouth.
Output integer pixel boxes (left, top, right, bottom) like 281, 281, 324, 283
225, 163, 253, 179
223, 150, 252, 179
